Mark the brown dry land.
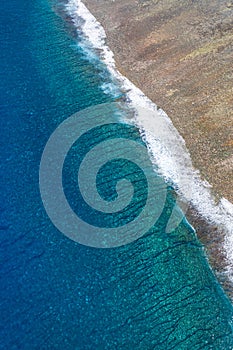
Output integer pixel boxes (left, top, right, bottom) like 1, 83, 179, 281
83, 0, 233, 203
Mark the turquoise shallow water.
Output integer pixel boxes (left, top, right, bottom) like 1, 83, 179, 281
1, 0, 233, 348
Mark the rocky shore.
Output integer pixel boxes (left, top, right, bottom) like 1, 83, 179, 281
83, 0, 233, 203
81, 0, 233, 297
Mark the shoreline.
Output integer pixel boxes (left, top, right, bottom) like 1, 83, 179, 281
62, 0, 233, 298
80, 0, 233, 199
186, 204, 233, 298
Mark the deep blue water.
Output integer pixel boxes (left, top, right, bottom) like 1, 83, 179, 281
1, 0, 233, 348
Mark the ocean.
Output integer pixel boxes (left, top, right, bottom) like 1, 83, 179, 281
1, 0, 233, 348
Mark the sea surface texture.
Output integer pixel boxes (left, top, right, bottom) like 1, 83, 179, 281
0, 0, 233, 349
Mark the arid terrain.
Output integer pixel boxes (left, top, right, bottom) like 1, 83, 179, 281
83, 0, 233, 203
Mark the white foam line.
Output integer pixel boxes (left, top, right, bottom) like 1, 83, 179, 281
65, 0, 233, 278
